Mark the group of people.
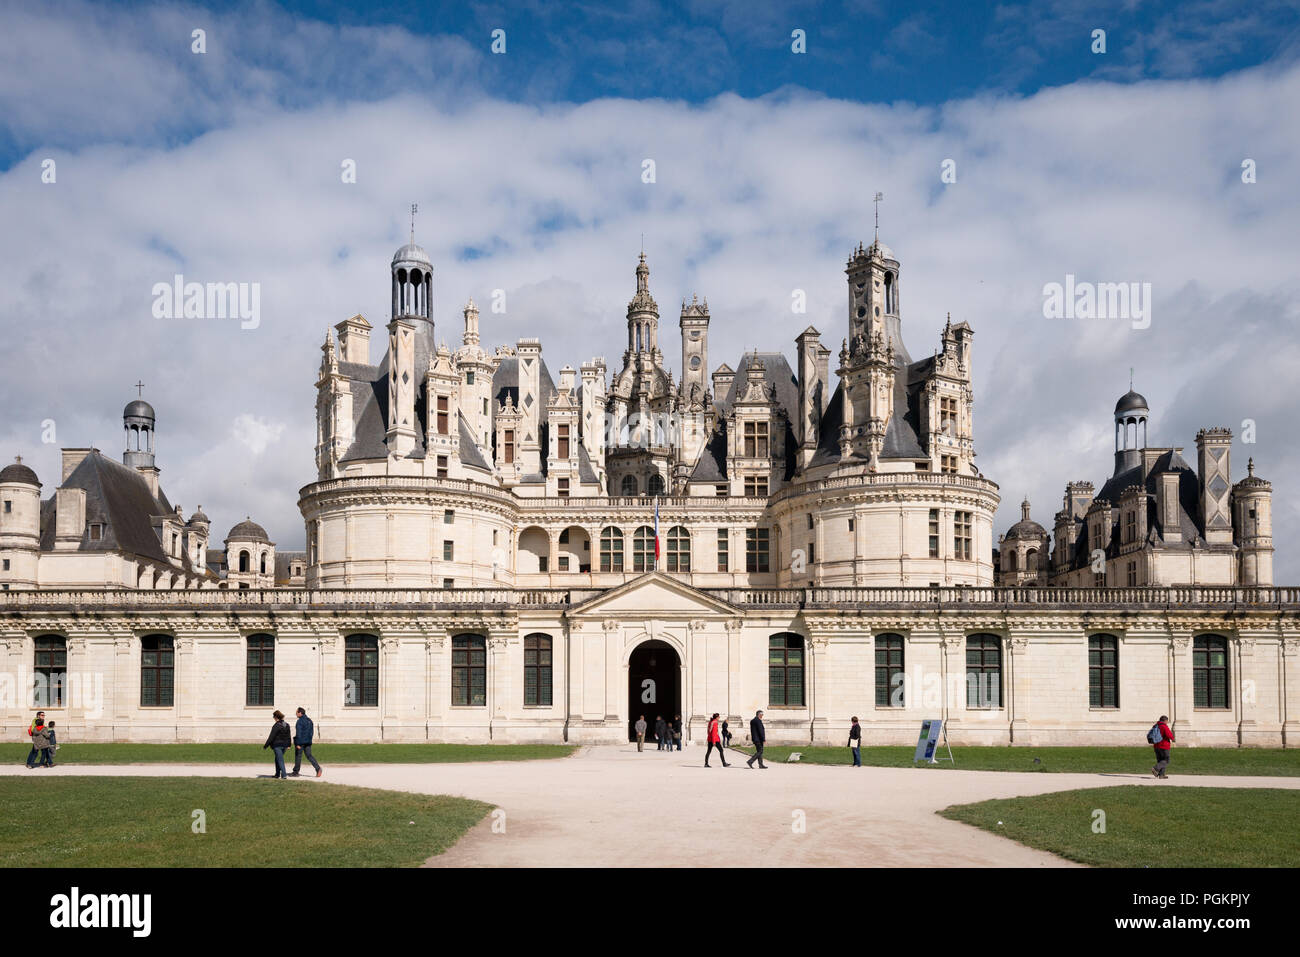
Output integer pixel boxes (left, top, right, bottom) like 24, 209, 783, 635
631, 710, 771, 769
262, 708, 323, 779
24, 711, 57, 768
633, 713, 683, 751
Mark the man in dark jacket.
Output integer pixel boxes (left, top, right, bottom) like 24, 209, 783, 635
290, 707, 322, 777
1152, 715, 1174, 778
672, 714, 683, 751
654, 715, 668, 751
747, 710, 768, 769
263, 710, 292, 779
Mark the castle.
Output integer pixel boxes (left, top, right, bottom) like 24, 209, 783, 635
1, 232, 1294, 748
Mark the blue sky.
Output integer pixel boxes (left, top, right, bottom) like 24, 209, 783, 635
2, 0, 1299, 577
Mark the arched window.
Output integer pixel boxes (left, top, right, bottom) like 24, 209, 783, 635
452, 634, 487, 707
874, 633, 904, 707
1193, 635, 1230, 709
966, 634, 1002, 708
259, 552, 268, 574
33, 635, 67, 708
239, 550, 250, 573
600, 527, 625, 573
666, 526, 690, 572
1006, 551, 1018, 572
633, 526, 656, 572
524, 634, 552, 707
140, 635, 175, 707
246, 633, 275, 707
621, 475, 638, 496
1088, 634, 1119, 709
648, 473, 665, 496
344, 634, 379, 707
1025, 547, 1037, 569
769, 633, 805, 707
884, 271, 895, 313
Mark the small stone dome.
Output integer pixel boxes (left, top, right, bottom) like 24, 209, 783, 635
0, 458, 39, 486
188, 506, 210, 525
392, 243, 432, 267
1114, 390, 1148, 414
226, 517, 270, 543
1004, 517, 1048, 541
124, 399, 156, 420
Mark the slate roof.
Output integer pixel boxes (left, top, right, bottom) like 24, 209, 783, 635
38, 451, 175, 565
690, 351, 801, 482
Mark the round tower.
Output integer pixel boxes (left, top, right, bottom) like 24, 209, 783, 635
1113, 389, 1148, 474
224, 517, 275, 588
0, 457, 42, 589
392, 242, 432, 323
124, 397, 157, 470
1233, 458, 1273, 586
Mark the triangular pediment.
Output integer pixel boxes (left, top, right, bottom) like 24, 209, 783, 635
569, 572, 736, 618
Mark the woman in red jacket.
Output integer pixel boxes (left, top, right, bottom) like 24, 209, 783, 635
705, 713, 730, 768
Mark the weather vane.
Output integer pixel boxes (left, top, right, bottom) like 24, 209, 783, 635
409, 203, 419, 243
873, 191, 884, 240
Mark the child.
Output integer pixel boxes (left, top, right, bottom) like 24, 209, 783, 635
41, 721, 57, 768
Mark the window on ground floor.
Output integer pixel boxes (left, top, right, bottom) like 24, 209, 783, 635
524, 633, 552, 707
768, 633, 805, 707
246, 633, 275, 707
453, 633, 487, 706
1088, 634, 1119, 709
33, 635, 67, 708
140, 634, 175, 707
1193, 635, 1230, 709
874, 633, 904, 707
965, 634, 1002, 709
345, 634, 379, 707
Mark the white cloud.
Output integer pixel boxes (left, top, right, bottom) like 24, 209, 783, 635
1, 7, 1298, 579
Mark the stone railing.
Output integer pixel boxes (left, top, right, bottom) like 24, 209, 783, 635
3, 584, 1299, 612
767, 470, 1001, 506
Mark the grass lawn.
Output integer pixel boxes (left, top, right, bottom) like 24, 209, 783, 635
0, 776, 490, 867
939, 785, 1300, 867
4, 742, 575, 765
730, 744, 1300, 776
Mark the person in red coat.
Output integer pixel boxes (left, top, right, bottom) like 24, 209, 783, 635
705, 712, 730, 768
1152, 715, 1174, 778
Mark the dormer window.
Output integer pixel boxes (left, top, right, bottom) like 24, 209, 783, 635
89, 523, 103, 541
743, 421, 769, 458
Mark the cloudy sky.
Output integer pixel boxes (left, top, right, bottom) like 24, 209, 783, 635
2, 0, 1299, 577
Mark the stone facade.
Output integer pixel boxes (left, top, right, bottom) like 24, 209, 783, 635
1, 579, 1296, 747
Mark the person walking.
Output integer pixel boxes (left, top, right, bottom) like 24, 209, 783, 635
263, 710, 292, 779
848, 716, 862, 767
672, 714, 683, 751
1149, 714, 1174, 778
289, 707, 322, 778
41, 721, 58, 768
721, 719, 732, 748
746, 710, 768, 769
654, 715, 668, 751
634, 715, 647, 752
25, 711, 45, 768
705, 713, 729, 767
31, 722, 52, 768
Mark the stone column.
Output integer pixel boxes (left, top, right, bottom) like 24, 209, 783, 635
1283, 637, 1300, 747
689, 619, 710, 736
423, 633, 446, 742
809, 635, 829, 743
112, 632, 134, 738
602, 619, 620, 725
488, 631, 515, 738
1008, 635, 1030, 744
173, 634, 196, 740
1235, 633, 1260, 746
939, 632, 964, 733
1169, 631, 1193, 738
0, 631, 25, 730
725, 618, 743, 725
380, 633, 404, 735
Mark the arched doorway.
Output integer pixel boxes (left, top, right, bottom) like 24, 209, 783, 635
627, 639, 681, 742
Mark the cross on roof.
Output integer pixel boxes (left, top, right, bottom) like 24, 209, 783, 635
410, 203, 418, 243
135, 381, 145, 396
873, 191, 884, 240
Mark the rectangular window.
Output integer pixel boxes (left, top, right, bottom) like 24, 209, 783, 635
524, 634, 553, 707
443, 578, 455, 589
89, 524, 102, 541
34, 636, 67, 708
744, 475, 769, 497
1125, 509, 1136, 544
538, 556, 548, 572
436, 396, 449, 435
1126, 561, 1137, 586
2, 559, 8, 571
929, 509, 940, 558
557, 424, 570, 459
451, 635, 487, 707
807, 513, 814, 530
743, 421, 769, 458
1193, 636, 1230, 709
717, 528, 729, 572
716, 484, 728, 497
965, 635, 1002, 708
768, 634, 805, 707
246, 635, 275, 707
940, 396, 958, 435
344, 635, 379, 707
558, 555, 569, 571
443, 540, 454, 561
1088, 635, 1119, 709
848, 518, 855, 532
942, 454, 958, 475
746, 528, 770, 574
503, 430, 515, 464
437, 455, 448, 479
483, 398, 488, 416
954, 511, 972, 560
466, 371, 475, 385
874, 634, 905, 707
2, 501, 9, 513
807, 542, 815, 565
140, 636, 175, 707
443, 509, 454, 524
558, 478, 569, 497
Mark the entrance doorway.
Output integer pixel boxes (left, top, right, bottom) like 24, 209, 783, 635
627, 640, 681, 743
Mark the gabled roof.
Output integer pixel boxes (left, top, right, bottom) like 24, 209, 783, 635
39, 451, 173, 564
568, 571, 739, 618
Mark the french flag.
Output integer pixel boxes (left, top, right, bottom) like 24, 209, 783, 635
654, 497, 661, 564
